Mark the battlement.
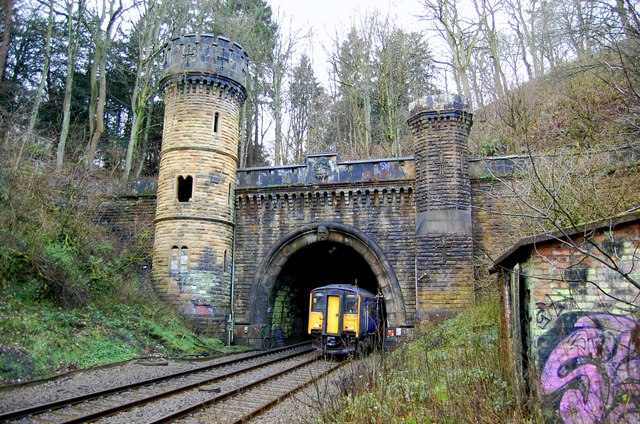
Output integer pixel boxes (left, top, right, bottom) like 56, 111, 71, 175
160, 34, 249, 101
237, 153, 415, 188
407, 94, 472, 127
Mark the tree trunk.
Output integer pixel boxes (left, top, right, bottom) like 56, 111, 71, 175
85, 0, 122, 169
363, 89, 371, 156
87, 57, 107, 167
124, 0, 165, 180
239, 101, 248, 167
26, 2, 53, 136
273, 68, 282, 165
125, 99, 145, 179
16, 1, 52, 169
134, 101, 154, 179
0, 0, 13, 82
57, 0, 83, 171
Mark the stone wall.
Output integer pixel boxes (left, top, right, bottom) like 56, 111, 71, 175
234, 181, 416, 326
96, 195, 156, 245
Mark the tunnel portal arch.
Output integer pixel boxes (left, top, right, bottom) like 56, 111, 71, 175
245, 222, 407, 330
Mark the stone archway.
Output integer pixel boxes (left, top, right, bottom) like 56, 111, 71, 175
245, 222, 407, 328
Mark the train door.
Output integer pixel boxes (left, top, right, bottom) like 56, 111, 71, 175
326, 295, 341, 334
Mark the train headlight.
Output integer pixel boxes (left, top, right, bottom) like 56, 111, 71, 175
313, 323, 322, 329
345, 325, 354, 330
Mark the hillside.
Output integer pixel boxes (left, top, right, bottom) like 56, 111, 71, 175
469, 43, 640, 157
466, 43, 640, 242
0, 163, 238, 385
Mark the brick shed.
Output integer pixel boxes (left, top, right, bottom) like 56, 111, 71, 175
490, 210, 640, 423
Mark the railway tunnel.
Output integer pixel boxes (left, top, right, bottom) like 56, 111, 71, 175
267, 240, 381, 345
241, 222, 406, 347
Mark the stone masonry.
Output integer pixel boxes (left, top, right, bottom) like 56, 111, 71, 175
408, 96, 475, 319
140, 33, 638, 345
152, 34, 248, 335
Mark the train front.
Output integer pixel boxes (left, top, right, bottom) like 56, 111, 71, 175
308, 285, 374, 355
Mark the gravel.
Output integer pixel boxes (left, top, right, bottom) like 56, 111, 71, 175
0, 351, 257, 415
0, 351, 360, 423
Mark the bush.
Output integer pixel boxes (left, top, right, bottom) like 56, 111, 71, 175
327, 297, 534, 423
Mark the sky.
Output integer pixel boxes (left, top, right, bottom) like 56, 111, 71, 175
266, 0, 425, 88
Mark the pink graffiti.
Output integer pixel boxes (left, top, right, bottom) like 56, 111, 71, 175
540, 314, 640, 424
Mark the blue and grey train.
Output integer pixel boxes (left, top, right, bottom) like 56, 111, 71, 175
307, 284, 383, 355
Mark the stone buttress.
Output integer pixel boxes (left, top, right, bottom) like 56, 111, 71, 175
152, 34, 248, 335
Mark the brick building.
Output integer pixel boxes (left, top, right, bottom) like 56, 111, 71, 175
490, 211, 640, 423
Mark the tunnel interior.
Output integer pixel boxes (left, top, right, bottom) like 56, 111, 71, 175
266, 240, 384, 344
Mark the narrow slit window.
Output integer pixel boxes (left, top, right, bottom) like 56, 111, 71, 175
180, 247, 189, 272
224, 250, 228, 273
170, 247, 179, 273
177, 175, 193, 202
213, 112, 220, 134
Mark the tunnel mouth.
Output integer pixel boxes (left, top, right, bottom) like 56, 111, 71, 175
265, 240, 385, 347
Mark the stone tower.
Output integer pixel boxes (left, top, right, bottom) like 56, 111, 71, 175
408, 95, 474, 319
152, 34, 248, 335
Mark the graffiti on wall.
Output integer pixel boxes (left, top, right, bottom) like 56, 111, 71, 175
535, 294, 575, 331
538, 313, 640, 423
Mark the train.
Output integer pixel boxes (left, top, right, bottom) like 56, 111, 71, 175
307, 284, 383, 355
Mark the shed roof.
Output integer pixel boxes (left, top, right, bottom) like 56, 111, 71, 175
488, 208, 640, 274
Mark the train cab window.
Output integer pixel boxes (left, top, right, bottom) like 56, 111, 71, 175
311, 293, 325, 312
345, 294, 358, 314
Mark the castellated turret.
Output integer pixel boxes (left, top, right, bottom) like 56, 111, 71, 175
408, 94, 474, 319
152, 34, 248, 336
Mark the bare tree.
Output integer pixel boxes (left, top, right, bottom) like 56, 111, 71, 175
504, 0, 544, 79
421, 0, 484, 105
477, 0, 508, 101
26, 0, 53, 135
373, 24, 433, 156
269, 13, 304, 166
123, 0, 169, 180
15, 0, 54, 169
484, 148, 640, 298
56, 0, 85, 170
328, 24, 374, 158
85, 0, 123, 169
286, 54, 323, 162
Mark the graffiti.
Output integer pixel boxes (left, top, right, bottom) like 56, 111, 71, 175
375, 161, 390, 179
536, 302, 552, 329
544, 294, 574, 318
540, 313, 640, 423
535, 295, 575, 330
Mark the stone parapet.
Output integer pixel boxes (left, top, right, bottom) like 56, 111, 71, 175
237, 153, 414, 188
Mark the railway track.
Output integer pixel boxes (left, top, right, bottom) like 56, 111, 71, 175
152, 352, 341, 423
0, 342, 341, 423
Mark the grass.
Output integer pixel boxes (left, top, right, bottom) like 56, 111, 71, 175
0, 294, 235, 385
324, 296, 537, 423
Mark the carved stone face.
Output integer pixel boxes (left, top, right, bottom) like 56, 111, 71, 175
317, 225, 329, 241
313, 159, 331, 180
